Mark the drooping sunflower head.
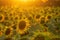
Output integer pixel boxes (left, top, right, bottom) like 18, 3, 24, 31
16, 18, 30, 34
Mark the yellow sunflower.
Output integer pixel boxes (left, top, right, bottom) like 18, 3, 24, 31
45, 14, 52, 22
40, 15, 45, 24
13, 14, 20, 21
26, 13, 33, 21
0, 14, 5, 22
7, 11, 15, 20
16, 18, 30, 34
21, 14, 27, 19
4, 26, 13, 37
34, 14, 41, 22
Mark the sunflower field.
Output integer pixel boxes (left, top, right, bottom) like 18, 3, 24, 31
0, 6, 60, 40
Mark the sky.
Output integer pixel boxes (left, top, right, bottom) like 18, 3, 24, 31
0, 0, 60, 6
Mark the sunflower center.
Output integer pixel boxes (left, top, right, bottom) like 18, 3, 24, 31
5, 28, 11, 35
47, 16, 51, 19
36, 15, 40, 19
19, 21, 26, 30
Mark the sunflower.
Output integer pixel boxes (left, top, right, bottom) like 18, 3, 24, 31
28, 15, 33, 20
40, 16, 46, 24
7, 11, 15, 20
25, 13, 33, 20
25, 13, 34, 24
13, 14, 20, 21
45, 14, 52, 22
16, 18, 30, 34
0, 14, 5, 22
34, 14, 41, 22
4, 26, 13, 37
3, 20, 14, 27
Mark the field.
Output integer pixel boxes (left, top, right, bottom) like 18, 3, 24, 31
0, 6, 60, 40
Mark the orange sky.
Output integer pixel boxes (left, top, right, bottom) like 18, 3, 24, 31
0, 0, 60, 6
0, 0, 48, 5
